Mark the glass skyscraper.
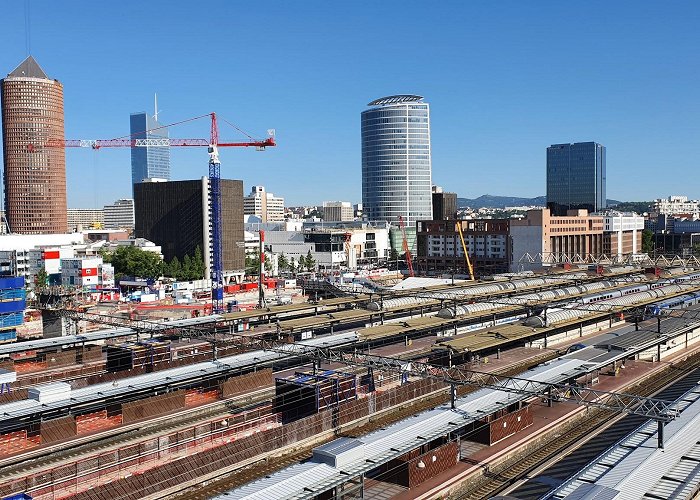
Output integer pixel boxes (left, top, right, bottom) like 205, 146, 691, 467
361, 95, 433, 226
130, 112, 170, 190
546, 142, 606, 216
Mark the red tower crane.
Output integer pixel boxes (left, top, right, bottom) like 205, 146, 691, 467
398, 215, 415, 277
30, 113, 276, 314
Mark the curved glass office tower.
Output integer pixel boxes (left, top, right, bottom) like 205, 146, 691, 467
361, 95, 432, 226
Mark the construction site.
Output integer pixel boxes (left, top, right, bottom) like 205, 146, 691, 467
2, 261, 700, 499
1, 15, 698, 499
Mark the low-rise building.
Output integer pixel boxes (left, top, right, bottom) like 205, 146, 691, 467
418, 209, 645, 276
601, 211, 644, 258
653, 195, 700, 218
28, 247, 75, 286
244, 185, 285, 223
510, 209, 605, 271
103, 198, 135, 231
0, 233, 84, 281
416, 219, 510, 276
83, 229, 131, 242
250, 221, 390, 271
67, 208, 104, 231
323, 201, 354, 222
61, 257, 114, 289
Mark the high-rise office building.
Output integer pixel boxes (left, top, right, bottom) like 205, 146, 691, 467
361, 95, 433, 226
546, 142, 606, 216
1, 56, 67, 234
134, 178, 244, 276
130, 111, 170, 190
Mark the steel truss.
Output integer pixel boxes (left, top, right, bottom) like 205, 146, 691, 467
52, 309, 680, 423
517, 251, 700, 268
283, 348, 680, 422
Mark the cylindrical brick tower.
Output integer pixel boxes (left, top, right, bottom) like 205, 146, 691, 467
1, 56, 67, 234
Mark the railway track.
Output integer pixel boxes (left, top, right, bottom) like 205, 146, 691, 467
176, 350, 562, 499
450, 350, 700, 500
0, 387, 273, 477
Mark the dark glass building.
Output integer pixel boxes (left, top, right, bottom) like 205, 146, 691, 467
432, 190, 457, 220
134, 178, 244, 274
546, 142, 606, 216
130, 112, 170, 191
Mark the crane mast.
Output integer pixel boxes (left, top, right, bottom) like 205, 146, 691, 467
33, 112, 276, 314
456, 221, 475, 280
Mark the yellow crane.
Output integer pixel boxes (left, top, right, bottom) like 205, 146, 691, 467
455, 221, 475, 281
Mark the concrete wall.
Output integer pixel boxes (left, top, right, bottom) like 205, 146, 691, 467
510, 225, 543, 272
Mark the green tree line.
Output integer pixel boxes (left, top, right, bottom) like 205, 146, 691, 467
101, 246, 205, 281
266, 251, 316, 274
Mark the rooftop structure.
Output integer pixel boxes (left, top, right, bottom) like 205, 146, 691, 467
215, 357, 596, 499
367, 95, 424, 106
550, 382, 700, 500
1, 56, 67, 234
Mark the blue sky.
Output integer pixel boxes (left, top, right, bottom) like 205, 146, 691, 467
1, 1, 698, 208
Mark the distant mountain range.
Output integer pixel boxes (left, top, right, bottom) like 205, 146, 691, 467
457, 194, 622, 209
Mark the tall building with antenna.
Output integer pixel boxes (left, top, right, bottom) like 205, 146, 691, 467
1, 56, 68, 234
130, 95, 170, 191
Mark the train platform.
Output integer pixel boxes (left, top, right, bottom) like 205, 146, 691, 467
401, 344, 700, 500
76, 411, 122, 435
0, 433, 40, 458
185, 388, 220, 407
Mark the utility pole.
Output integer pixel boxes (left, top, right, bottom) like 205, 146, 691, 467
258, 230, 265, 308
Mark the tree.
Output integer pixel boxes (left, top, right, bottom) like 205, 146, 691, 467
609, 201, 653, 214
35, 269, 49, 291
169, 256, 182, 279
192, 246, 205, 279
304, 250, 316, 272
290, 257, 297, 273
182, 254, 193, 280
642, 229, 654, 254
246, 255, 260, 275
108, 246, 164, 279
278, 253, 289, 272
